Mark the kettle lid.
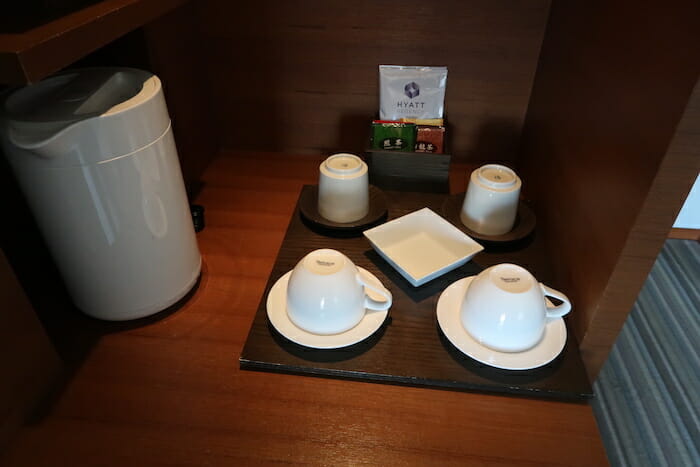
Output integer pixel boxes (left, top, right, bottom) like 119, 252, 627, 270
2, 67, 156, 146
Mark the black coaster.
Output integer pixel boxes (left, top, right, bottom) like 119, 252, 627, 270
299, 185, 388, 231
442, 193, 536, 244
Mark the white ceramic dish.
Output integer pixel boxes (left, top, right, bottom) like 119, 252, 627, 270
436, 276, 567, 370
363, 208, 484, 286
266, 267, 389, 349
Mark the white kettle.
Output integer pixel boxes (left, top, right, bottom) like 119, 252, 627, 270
0, 68, 201, 320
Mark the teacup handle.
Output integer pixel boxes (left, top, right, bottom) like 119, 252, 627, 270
539, 284, 571, 319
356, 271, 392, 311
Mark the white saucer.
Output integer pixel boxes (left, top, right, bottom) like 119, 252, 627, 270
436, 276, 567, 370
266, 267, 390, 349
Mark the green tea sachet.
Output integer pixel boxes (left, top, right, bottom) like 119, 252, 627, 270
370, 120, 416, 151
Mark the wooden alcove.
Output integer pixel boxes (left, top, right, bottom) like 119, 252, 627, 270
1, 0, 699, 447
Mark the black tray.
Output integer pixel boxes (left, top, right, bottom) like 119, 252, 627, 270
239, 185, 592, 400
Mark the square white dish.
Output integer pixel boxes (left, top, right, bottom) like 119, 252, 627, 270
363, 208, 484, 286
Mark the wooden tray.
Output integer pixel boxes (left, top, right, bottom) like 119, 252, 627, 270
239, 185, 592, 400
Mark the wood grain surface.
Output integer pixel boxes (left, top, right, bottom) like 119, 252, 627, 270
143, 2, 220, 192
668, 228, 700, 241
197, 0, 551, 162
0, 152, 608, 466
0, 0, 188, 84
516, 1, 700, 379
579, 79, 700, 379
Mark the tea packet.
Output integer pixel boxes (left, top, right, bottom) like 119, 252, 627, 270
379, 65, 448, 121
370, 120, 416, 151
415, 125, 445, 153
400, 117, 444, 126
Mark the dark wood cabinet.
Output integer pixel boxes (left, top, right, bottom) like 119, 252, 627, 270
2, 0, 697, 379
0, 0, 698, 462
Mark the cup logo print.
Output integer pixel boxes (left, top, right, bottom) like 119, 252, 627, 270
316, 260, 336, 268
404, 82, 420, 99
500, 276, 520, 283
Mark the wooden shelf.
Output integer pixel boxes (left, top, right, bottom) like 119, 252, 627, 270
0, 0, 188, 85
1, 151, 608, 465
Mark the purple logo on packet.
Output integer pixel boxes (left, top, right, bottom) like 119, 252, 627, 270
404, 82, 420, 99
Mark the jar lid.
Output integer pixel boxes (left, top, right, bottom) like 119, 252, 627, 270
476, 164, 519, 189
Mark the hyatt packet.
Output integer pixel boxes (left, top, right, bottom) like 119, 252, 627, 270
379, 65, 448, 121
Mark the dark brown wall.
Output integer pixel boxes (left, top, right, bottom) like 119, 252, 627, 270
196, 0, 551, 161
144, 3, 219, 195
517, 1, 700, 378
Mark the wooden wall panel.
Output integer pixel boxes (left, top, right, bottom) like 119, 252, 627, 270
580, 81, 700, 378
196, 0, 550, 161
517, 1, 700, 379
144, 3, 219, 193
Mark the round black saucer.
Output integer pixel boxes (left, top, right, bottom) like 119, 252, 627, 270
441, 193, 536, 243
299, 185, 388, 231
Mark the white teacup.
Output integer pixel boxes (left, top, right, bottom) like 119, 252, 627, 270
287, 249, 392, 335
318, 153, 369, 223
460, 263, 571, 352
460, 164, 521, 236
